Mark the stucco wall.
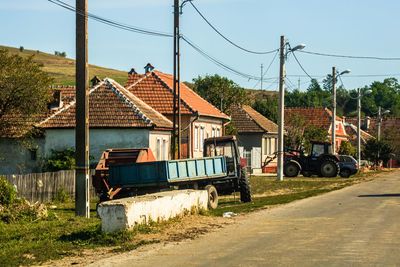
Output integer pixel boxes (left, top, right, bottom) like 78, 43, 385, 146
192, 118, 223, 158
0, 138, 45, 175
0, 128, 155, 175
149, 131, 171, 160
43, 128, 151, 162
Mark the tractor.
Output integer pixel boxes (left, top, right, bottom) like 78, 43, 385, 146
283, 141, 340, 177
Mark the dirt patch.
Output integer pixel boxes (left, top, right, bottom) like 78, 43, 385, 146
40, 215, 234, 266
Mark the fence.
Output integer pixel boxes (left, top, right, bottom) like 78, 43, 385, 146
2, 170, 97, 203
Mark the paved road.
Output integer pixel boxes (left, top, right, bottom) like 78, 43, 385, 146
91, 171, 400, 266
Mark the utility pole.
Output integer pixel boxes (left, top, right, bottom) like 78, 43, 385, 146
277, 35, 285, 181
331, 67, 337, 154
261, 64, 263, 90
75, 0, 90, 218
357, 88, 361, 169
173, 0, 180, 159
377, 106, 382, 141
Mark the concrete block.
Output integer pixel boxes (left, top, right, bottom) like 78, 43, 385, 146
97, 190, 208, 232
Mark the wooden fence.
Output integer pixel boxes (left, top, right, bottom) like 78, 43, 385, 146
2, 170, 97, 203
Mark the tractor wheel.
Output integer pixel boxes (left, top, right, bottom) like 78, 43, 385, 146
340, 168, 351, 178
239, 169, 252, 203
205, 185, 218, 209
284, 161, 300, 177
320, 158, 339, 177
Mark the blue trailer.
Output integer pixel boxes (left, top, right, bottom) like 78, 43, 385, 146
93, 136, 252, 208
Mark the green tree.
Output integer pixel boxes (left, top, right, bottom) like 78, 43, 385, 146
303, 126, 329, 153
338, 140, 356, 156
363, 139, 393, 167
252, 96, 278, 123
0, 49, 53, 137
192, 74, 248, 115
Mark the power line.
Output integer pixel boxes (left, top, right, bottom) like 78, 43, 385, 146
48, 0, 173, 37
299, 50, 400, 61
253, 50, 279, 89
181, 35, 264, 80
290, 51, 314, 80
189, 1, 278, 55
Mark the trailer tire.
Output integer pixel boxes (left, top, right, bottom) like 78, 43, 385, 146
205, 185, 218, 209
239, 169, 252, 203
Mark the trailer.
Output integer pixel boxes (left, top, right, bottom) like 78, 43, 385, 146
93, 136, 251, 208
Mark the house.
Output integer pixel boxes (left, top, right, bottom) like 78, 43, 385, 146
285, 107, 349, 149
125, 65, 230, 158
231, 105, 278, 174
0, 78, 173, 175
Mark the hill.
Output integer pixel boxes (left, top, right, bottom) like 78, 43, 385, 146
245, 89, 278, 103
1, 45, 128, 85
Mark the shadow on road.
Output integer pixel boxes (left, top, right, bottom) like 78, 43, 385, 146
358, 194, 400, 197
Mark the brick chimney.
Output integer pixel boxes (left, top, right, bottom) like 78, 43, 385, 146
91, 76, 101, 86
144, 63, 154, 74
49, 90, 63, 110
128, 68, 137, 75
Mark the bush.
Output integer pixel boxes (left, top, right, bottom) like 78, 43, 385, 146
0, 176, 17, 207
1, 201, 47, 223
43, 148, 75, 172
52, 188, 71, 203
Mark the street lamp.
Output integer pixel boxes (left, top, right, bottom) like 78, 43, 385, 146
277, 36, 305, 181
356, 88, 372, 169
377, 106, 390, 141
331, 67, 351, 154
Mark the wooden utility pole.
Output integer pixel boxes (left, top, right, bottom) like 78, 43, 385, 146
173, 0, 181, 159
277, 35, 285, 181
75, 0, 90, 217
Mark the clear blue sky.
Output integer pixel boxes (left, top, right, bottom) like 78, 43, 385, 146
1, 0, 400, 91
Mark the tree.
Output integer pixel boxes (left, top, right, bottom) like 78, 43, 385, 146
252, 96, 278, 123
338, 140, 356, 157
192, 74, 248, 115
363, 139, 393, 167
0, 49, 53, 137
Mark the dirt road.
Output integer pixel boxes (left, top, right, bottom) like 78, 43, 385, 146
88, 170, 400, 266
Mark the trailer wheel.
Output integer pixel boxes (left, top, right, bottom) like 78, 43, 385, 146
239, 169, 252, 203
205, 185, 218, 209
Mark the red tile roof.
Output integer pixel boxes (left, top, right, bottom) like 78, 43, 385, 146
285, 107, 348, 137
38, 79, 172, 130
231, 105, 277, 133
125, 70, 230, 120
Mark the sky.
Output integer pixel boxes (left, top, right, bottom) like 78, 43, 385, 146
1, 0, 400, 92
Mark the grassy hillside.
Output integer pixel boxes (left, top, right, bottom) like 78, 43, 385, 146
1, 45, 128, 86
245, 89, 278, 103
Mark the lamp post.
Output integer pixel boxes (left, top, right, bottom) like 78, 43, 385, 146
277, 36, 305, 181
331, 68, 351, 154
357, 88, 372, 168
377, 106, 390, 141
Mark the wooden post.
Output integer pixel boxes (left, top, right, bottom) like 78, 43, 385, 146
75, 0, 90, 218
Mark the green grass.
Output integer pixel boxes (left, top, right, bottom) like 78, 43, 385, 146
1, 45, 128, 86
0, 200, 176, 266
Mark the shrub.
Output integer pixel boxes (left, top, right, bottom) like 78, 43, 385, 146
52, 188, 71, 203
0, 176, 17, 207
43, 148, 75, 172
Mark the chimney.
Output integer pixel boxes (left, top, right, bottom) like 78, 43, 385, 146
91, 76, 101, 86
49, 90, 63, 110
128, 68, 137, 75
144, 63, 154, 74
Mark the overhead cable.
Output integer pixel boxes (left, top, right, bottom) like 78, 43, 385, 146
253, 50, 280, 88
181, 35, 266, 81
48, 0, 173, 37
189, 1, 278, 55
290, 51, 314, 80
299, 50, 400, 61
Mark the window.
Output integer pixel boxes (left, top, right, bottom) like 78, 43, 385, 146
216, 127, 221, 137
200, 127, 204, 151
194, 126, 199, 151
29, 149, 37, 161
312, 144, 324, 157
212, 127, 216, 137
163, 139, 168, 160
156, 138, 161, 160
264, 137, 270, 155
